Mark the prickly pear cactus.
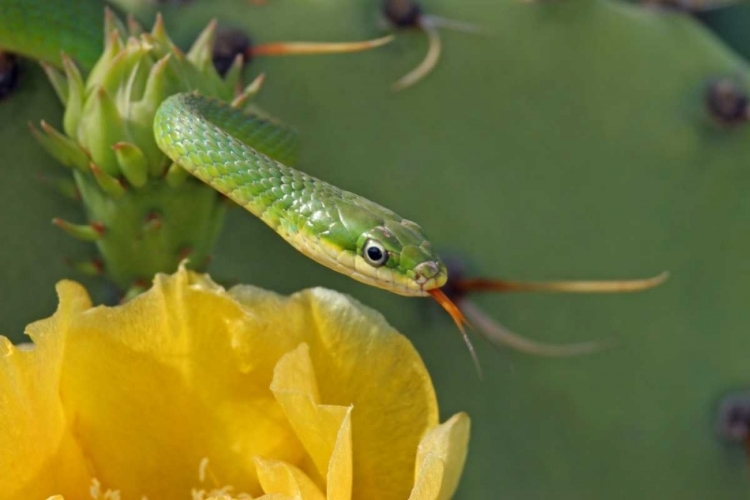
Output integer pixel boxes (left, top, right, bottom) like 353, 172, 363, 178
29, 12, 264, 293
3, 0, 750, 499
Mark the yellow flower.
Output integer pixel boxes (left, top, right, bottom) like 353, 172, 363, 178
0, 267, 469, 500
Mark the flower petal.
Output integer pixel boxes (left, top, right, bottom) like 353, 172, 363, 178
0, 281, 92, 499
254, 456, 326, 500
408, 454, 445, 500
410, 413, 471, 500
46, 269, 304, 498
1, 267, 465, 499
233, 286, 439, 498
325, 403, 353, 500
269, 343, 352, 499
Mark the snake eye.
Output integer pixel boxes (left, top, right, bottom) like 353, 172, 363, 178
363, 239, 388, 267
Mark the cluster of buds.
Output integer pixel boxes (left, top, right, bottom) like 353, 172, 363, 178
30, 10, 266, 296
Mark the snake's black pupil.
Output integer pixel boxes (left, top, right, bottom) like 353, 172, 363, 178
367, 246, 384, 262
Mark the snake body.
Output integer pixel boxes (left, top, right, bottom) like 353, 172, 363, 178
153, 93, 447, 296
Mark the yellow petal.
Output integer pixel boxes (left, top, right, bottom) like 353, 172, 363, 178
408, 454, 445, 500
254, 456, 326, 500
44, 270, 303, 498
0, 281, 91, 499
410, 413, 472, 500
1, 267, 468, 499
270, 343, 352, 495
233, 286, 439, 498
206, 496, 255, 500
324, 402, 352, 500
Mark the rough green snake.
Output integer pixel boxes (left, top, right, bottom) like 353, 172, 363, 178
153, 93, 450, 297
0, 0, 666, 372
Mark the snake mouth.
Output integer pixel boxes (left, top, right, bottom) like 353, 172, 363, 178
414, 261, 447, 292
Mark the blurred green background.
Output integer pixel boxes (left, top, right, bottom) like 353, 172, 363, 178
2, 0, 750, 497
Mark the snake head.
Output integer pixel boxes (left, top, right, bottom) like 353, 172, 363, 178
354, 219, 447, 296
302, 193, 448, 297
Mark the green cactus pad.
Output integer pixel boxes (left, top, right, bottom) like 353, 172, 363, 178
2, 0, 750, 498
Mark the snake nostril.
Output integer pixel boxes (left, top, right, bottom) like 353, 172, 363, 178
415, 261, 440, 280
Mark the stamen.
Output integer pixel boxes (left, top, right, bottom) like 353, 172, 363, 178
89, 478, 121, 500
90, 479, 101, 500
198, 457, 209, 483
428, 288, 482, 377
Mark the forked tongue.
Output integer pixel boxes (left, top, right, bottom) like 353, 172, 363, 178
428, 288, 482, 378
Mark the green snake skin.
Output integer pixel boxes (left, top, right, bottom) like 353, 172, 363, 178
154, 93, 447, 296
